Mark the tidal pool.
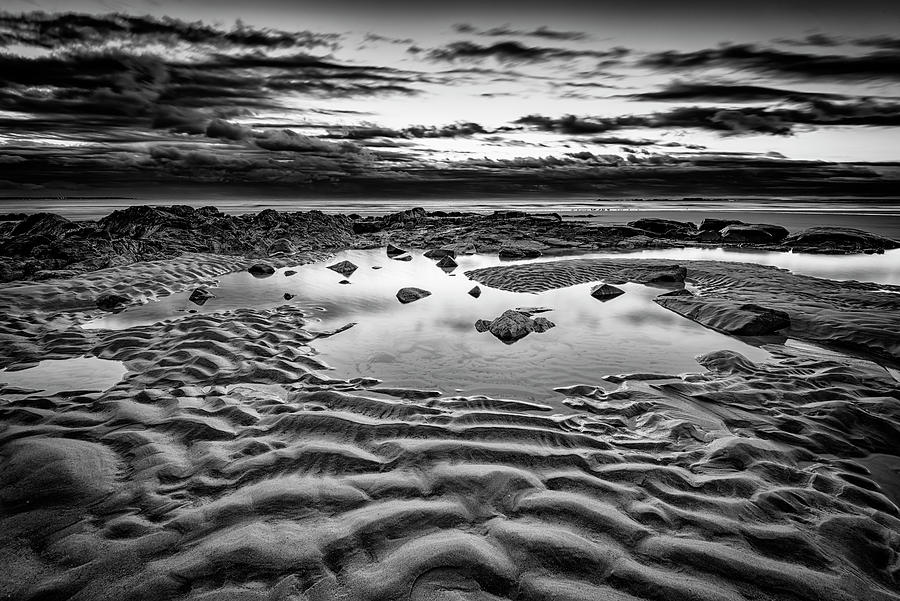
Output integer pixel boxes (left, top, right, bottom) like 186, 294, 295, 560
83, 249, 783, 400
0, 356, 127, 395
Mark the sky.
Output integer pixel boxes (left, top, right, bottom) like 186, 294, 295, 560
1, 0, 899, 197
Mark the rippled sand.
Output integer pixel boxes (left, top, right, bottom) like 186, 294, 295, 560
1, 253, 899, 600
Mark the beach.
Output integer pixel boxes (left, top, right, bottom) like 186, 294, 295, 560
1, 206, 899, 600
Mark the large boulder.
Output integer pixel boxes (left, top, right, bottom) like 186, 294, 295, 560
9, 213, 77, 239
396, 287, 431, 304
783, 227, 899, 252
699, 218, 743, 232
720, 223, 789, 244
475, 309, 555, 343
627, 218, 695, 237
383, 207, 427, 229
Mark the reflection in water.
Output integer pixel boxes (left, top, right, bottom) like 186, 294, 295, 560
0, 356, 127, 395
85, 249, 780, 401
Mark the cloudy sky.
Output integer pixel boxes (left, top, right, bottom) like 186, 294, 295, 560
1, 0, 899, 196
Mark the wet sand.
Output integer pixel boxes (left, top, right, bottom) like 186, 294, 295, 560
1, 212, 900, 601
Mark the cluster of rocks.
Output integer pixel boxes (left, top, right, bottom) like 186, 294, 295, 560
475, 309, 556, 344
3, 205, 897, 284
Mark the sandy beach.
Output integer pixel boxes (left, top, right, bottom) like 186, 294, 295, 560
1, 206, 899, 600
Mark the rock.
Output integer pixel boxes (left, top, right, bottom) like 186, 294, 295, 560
627, 218, 695, 237
515, 306, 553, 314
698, 230, 723, 243
96, 292, 129, 311
188, 287, 215, 306
396, 287, 431, 304
10, 213, 77, 239
424, 248, 457, 260
436, 255, 458, 269
284, 270, 297, 277
720, 223, 789, 244
468, 286, 482, 298
339, 279, 351, 285
283, 293, 295, 300
386, 243, 406, 257
498, 244, 542, 259
383, 207, 426, 229
655, 297, 791, 336
372, 266, 383, 270
641, 266, 687, 284
248, 263, 275, 276
699, 218, 743, 232
392, 254, 413, 262
532, 317, 556, 333
590, 283, 625, 300
490, 210, 528, 220
475, 309, 555, 343
267, 238, 295, 256
327, 260, 358, 277
783, 227, 900, 252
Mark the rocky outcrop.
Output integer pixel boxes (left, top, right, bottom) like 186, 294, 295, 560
783, 227, 900, 253
96, 292, 129, 311
720, 223, 789, 244
628, 218, 696, 237
327, 260, 358, 277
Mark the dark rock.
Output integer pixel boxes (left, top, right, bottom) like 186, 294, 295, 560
189, 287, 215, 306
248, 263, 276, 277
490, 210, 527, 220
339, 279, 351, 285
327, 260, 358, 277
590, 283, 625, 300
698, 230, 723, 243
284, 270, 297, 277
386, 243, 406, 257
283, 293, 295, 300
498, 244, 542, 259
392, 254, 413, 262
10, 213, 76, 239
641, 266, 687, 284
96, 292, 129, 311
372, 266, 383, 270
353, 220, 384, 234
468, 286, 482, 298
396, 287, 431, 303
627, 218, 695, 237
783, 227, 900, 252
424, 248, 457, 260
699, 218, 743, 232
436, 255, 458, 269
383, 207, 427, 229
475, 309, 555, 343
721, 223, 789, 244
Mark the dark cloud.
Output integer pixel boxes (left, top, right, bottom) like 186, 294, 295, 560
517, 98, 900, 136
422, 40, 628, 63
0, 11, 338, 50
334, 122, 486, 140
642, 43, 900, 80
629, 81, 847, 102
452, 23, 588, 41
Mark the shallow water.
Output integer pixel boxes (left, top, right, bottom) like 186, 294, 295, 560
84, 249, 783, 400
0, 356, 126, 395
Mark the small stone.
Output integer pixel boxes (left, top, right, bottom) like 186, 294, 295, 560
393, 254, 413, 261
468, 286, 482, 298
284, 270, 297, 277
396, 287, 431, 304
248, 263, 275, 277
188, 287, 215, 306
327, 260, 358, 277
436, 255, 458, 269
283, 293, 295, 300
590, 283, 625, 300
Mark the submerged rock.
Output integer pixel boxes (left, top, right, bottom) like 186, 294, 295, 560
248, 263, 275, 277
396, 287, 431, 304
96, 292, 129, 311
188, 287, 215, 306
327, 260, 358, 277
475, 309, 556, 343
590, 283, 625, 300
